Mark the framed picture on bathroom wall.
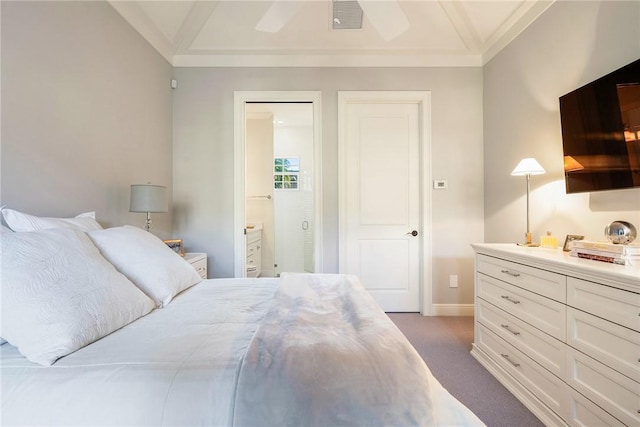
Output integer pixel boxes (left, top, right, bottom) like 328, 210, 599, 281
164, 239, 184, 256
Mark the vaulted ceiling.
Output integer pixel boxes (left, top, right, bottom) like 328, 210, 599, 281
110, 0, 555, 67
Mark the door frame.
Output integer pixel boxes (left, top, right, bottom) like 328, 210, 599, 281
338, 91, 432, 315
234, 91, 323, 278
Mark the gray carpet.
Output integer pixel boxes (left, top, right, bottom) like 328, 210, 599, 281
388, 314, 544, 427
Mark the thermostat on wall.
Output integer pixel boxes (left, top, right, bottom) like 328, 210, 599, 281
433, 180, 448, 189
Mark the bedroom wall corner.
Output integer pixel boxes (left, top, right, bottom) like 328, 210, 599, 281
483, 0, 640, 245
1, 1, 174, 237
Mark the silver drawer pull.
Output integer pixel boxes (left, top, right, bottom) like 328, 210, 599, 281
501, 295, 521, 304
501, 324, 521, 336
501, 269, 521, 278
501, 353, 520, 368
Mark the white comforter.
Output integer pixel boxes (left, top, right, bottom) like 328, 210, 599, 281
1, 274, 484, 427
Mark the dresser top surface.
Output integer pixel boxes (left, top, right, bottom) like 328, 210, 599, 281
472, 243, 640, 289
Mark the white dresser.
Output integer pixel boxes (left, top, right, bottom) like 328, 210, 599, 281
471, 244, 640, 427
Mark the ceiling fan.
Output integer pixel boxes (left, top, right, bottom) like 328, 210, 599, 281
255, 0, 410, 41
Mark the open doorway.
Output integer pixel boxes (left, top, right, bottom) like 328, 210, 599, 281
234, 92, 322, 278
245, 102, 314, 277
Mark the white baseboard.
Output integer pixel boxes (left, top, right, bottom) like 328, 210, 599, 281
429, 304, 475, 316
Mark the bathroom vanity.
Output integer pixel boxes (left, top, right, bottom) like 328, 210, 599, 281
246, 227, 262, 277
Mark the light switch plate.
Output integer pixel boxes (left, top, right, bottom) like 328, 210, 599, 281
433, 180, 448, 189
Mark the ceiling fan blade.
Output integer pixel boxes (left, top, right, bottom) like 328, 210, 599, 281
357, 0, 409, 41
255, 1, 305, 33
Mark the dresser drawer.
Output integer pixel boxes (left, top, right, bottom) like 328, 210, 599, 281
568, 307, 640, 383
563, 383, 626, 427
477, 298, 565, 377
477, 254, 566, 303
567, 277, 640, 332
477, 324, 566, 417
247, 253, 256, 266
190, 258, 207, 279
567, 347, 640, 427
247, 241, 260, 257
184, 253, 207, 280
478, 273, 566, 341
247, 229, 261, 245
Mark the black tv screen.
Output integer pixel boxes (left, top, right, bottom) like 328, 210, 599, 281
559, 59, 640, 194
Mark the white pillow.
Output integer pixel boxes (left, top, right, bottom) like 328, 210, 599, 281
88, 225, 202, 308
1, 208, 103, 232
0, 228, 155, 365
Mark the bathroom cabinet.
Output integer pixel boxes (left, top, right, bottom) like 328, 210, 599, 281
247, 228, 262, 277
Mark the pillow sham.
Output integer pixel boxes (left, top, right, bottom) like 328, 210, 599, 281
0, 228, 155, 365
1, 208, 103, 232
88, 225, 202, 308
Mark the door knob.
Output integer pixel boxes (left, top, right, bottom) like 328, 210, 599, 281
407, 230, 418, 237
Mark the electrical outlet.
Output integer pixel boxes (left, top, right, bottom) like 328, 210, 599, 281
449, 274, 458, 288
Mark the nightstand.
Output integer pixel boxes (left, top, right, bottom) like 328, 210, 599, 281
184, 252, 207, 279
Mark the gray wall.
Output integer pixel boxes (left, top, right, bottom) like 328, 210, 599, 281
1, 1, 174, 237
484, 1, 640, 244
11, 1, 635, 308
172, 67, 485, 306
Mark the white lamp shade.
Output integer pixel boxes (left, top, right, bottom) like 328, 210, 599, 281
511, 158, 546, 176
130, 184, 168, 213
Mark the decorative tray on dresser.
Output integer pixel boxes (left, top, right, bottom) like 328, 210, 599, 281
471, 243, 640, 427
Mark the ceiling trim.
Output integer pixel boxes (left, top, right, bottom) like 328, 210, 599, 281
109, 1, 174, 64
110, 0, 555, 69
173, 1, 220, 54
173, 53, 483, 68
482, 0, 555, 64
439, 2, 481, 52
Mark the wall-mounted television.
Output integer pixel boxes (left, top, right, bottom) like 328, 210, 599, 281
559, 58, 640, 194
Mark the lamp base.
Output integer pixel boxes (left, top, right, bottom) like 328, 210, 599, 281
144, 212, 152, 232
516, 232, 539, 247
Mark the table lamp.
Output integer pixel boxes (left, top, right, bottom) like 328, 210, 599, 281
129, 183, 168, 232
511, 158, 545, 246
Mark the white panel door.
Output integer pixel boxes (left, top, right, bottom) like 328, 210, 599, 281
340, 99, 422, 312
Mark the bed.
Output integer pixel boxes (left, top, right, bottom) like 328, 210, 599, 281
1, 209, 484, 426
